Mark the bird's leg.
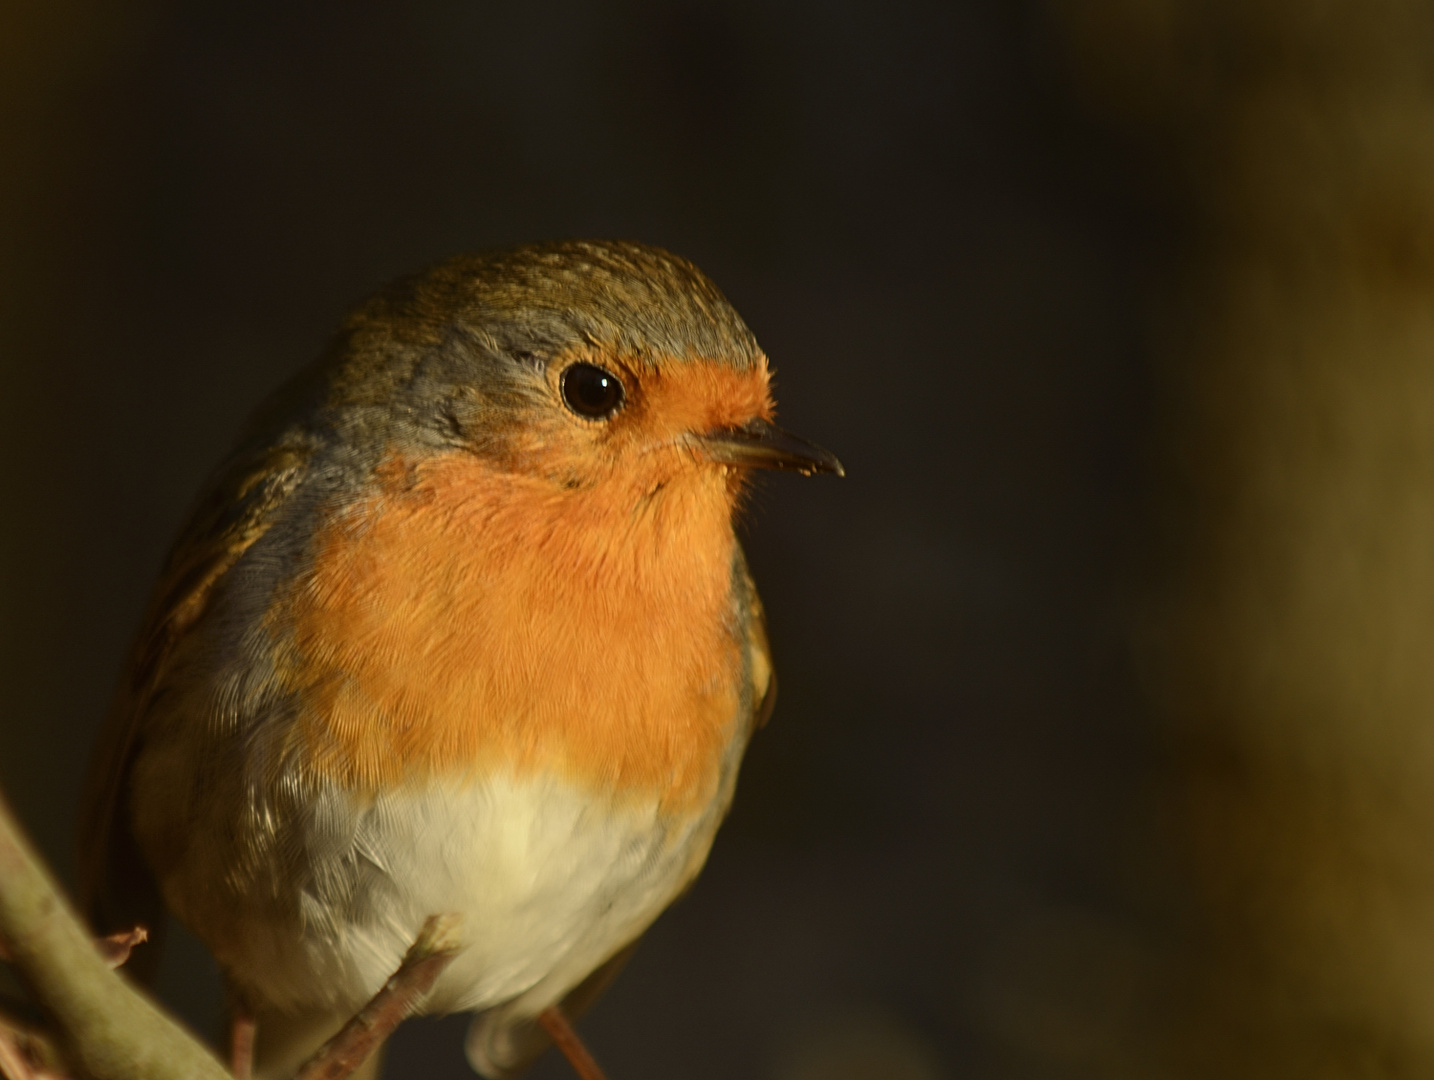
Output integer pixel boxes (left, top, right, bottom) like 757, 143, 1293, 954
537, 1007, 609, 1080
290, 915, 463, 1080
227, 999, 255, 1080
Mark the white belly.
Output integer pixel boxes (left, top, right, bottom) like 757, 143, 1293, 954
219, 772, 722, 1017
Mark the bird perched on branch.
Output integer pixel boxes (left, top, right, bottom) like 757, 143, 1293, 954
79, 240, 842, 1079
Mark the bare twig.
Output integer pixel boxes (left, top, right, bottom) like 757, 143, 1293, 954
3, 928, 146, 973
0, 925, 149, 1080
0, 791, 230, 1080
0, 1012, 72, 1080
291, 914, 464, 1080
0, 1024, 38, 1080
0, 1020, 41, 1080
94, 930, 147, 971
538, 1007, 609, 1080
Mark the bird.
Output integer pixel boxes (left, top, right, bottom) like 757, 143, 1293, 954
78, 239, 843, 1080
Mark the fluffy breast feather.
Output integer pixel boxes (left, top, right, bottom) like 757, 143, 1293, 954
269, 449, 748, 811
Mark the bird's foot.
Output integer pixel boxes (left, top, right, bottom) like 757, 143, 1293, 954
289, 914, 464, 1080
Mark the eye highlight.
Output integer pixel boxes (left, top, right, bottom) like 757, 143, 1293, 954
561, 363, 625, 420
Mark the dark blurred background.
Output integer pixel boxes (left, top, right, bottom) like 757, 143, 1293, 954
6, 2, 1434, 1078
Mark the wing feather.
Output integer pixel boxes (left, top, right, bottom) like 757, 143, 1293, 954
77, 444, 310, 956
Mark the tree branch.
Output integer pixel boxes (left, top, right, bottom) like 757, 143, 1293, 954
0, 788, 472, 1080
0, 790, 230, 1080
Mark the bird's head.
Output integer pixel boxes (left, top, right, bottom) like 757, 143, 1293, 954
309, 240, 842, 509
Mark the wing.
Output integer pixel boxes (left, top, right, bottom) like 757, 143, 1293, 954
734, 544, 777, 733
77, 440, 310, 963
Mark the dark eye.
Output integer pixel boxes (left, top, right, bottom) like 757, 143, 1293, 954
561, 363, 625, 419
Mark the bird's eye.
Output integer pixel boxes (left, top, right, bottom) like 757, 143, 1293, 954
561, 363, 625, 420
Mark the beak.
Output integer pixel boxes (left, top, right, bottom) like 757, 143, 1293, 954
698, 418, 845, 477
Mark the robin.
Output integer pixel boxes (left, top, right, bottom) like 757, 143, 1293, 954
78, 240, 842, 1080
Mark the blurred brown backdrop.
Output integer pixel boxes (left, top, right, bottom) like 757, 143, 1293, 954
1055, 2, 1434, 1075
5, 1, 1434, 1077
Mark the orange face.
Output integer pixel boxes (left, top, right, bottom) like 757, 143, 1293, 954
497, 350, 775, 489
271, 354, 774, 812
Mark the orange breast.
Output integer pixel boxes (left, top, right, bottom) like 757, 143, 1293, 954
272, 450, 745, 811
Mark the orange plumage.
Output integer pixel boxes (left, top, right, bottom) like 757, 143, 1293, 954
282, 359, 772, 808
